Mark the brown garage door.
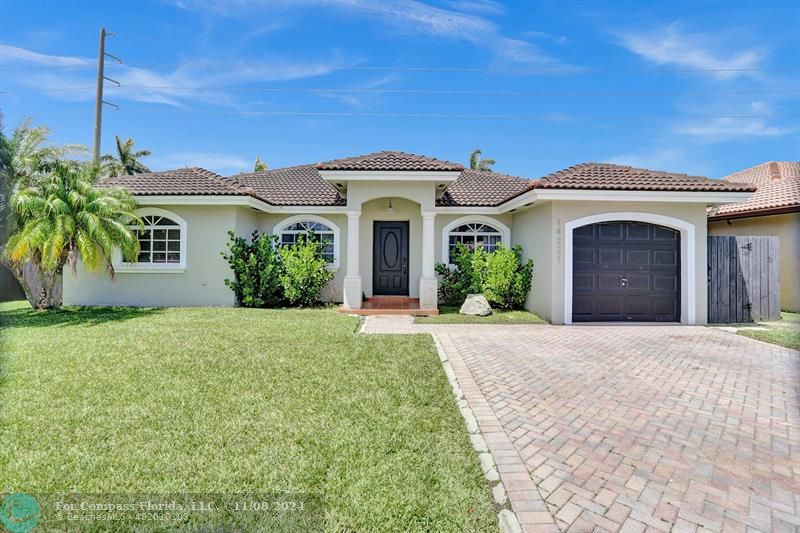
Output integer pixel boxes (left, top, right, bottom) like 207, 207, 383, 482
572, 221, 680, 322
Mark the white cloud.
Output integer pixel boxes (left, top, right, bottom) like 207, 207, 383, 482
0, 44, 358, 107
674, 101, 796, 142
151, 152, 251, 174
615, 23, 764, 79
443, 0, 505, 15
178, 0, 571, 68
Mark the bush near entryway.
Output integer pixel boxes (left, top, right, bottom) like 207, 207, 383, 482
435, 243, 533, 310
222, 231, 333, 307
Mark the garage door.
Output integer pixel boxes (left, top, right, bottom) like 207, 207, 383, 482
572, 221, 680, 322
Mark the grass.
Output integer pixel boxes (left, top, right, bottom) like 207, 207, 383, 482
736, 311, 800, 350
416, 306, 547, 325
0, 302, 496, 532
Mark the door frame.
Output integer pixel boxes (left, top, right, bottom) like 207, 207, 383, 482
372, 220, 410, 296
563, 212, 696, 325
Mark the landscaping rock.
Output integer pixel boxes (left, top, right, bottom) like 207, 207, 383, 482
492, 483, 508, 506
498, 509, 522, 533
460, 294, 492, 316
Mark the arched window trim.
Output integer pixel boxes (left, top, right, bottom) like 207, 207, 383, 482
441, 215, 511, 265
276, 214, 341, 270
115, 207, 188, 273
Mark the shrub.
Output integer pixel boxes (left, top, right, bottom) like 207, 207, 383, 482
222, 231, 284, 308
436, 244, 533, 310
278, 234, 335, 307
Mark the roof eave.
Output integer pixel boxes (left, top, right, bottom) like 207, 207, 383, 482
708, 204, 800, 221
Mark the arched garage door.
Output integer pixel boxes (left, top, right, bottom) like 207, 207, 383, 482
572, 221, 680, 322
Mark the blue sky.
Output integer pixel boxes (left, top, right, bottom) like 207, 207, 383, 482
1, 0, 798, 179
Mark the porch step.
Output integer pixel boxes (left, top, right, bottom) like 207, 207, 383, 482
339, 296, 439, 316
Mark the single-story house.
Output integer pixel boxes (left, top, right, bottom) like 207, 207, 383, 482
708, 161, 800, 312
64, 151, 754, 324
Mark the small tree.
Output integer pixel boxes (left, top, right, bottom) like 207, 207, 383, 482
101, 135, 151, 177
278, 234, 334, 307
253, 156, 268, 172
469, 149, 495, 172
5, 161, 140, 309
222, 231, 283, 308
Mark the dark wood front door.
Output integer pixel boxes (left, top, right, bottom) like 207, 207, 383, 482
572, 221, 680, 322
373, 221, 409, 296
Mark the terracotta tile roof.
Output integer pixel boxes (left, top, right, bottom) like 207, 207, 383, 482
233, 166, 346, 206
534, 162, 756, 192
99, 167, 255, 197
438, 169, 536, 207
316, 150, 464, 172
711, 161, 800, 218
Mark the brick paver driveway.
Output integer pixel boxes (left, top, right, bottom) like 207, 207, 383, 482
447, 325, 800, 532
364, 318, 800, 532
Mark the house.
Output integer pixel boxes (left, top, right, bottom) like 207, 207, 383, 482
63, 151, 754, 324
708, 162, 800, 312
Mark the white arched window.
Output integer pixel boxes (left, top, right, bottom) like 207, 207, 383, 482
276, 215, 340, 268
117, 207, 187, 272
443, 216, 510, 263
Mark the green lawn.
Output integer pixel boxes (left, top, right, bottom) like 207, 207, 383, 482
417, 306, 547, 325
0, 302, 496, 532
737, 311, 800, 350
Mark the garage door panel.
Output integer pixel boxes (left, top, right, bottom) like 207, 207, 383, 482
572, 221, 679, 322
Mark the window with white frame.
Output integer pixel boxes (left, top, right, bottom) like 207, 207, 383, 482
278, 219, 336, 264
132, 215, 183, 264
448, 222, 504, 262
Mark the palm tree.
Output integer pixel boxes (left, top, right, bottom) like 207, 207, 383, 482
101, 135, 151, 177
5, 161, 140, 309
1, 117, 86, 305
253, 155, 268, 172
469, 149, 496, 172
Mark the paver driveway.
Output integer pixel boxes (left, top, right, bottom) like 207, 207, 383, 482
364, 318, 800, 532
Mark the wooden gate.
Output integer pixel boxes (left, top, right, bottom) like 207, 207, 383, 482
707, 236, 780, 323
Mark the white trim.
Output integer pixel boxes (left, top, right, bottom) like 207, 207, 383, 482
133, 195, 349, 214
268, 205, 347, 214
320, 170, 460, 182
563, 212, 696, 325
441, 215, 511, 265
116, 207, 188, 273
528, 189, 752, 204
274, 214, 341, 270
434, 206, 503, 215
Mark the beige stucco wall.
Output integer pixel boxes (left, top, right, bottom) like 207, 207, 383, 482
64, 205, 242, 307
709, 212, 800, 312
511, 203, 554, 322
512, 201, 709, 324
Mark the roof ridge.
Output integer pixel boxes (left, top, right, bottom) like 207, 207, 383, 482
189, 167, 258, 197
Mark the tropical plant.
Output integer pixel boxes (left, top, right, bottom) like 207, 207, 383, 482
253, 156, 268, 172
4, 161, 140, 309
101, 135, 151, 177
0, 117, 86, 305
222, 231, 284, 308
278, 234, 334, 307
435, 244, 533, 310
469, 149, 495, 172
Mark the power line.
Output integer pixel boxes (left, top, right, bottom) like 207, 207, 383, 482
3, 85, 799, 97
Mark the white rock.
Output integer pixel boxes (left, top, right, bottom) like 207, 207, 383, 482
479, 452, 495, 473
459, 294, 493, 316
498, 509, 522, 533
485, 467, 500, 482
470, 433, 488, 452
492, 483, 508, 506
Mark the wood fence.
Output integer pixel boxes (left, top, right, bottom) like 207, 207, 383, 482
707, 235, 780, 323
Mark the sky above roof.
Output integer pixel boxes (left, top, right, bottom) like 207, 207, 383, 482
1, 0, 798, 179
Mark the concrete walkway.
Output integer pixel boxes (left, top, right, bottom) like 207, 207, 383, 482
360, 316, 800, 533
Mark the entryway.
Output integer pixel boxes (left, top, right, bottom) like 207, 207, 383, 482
373, 221, 409, 296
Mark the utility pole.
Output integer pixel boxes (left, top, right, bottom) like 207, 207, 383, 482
93, 27, 121, 164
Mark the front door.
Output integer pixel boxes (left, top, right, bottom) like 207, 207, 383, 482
373, 221, 409, 296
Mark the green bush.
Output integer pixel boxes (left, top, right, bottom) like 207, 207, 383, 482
435, 244, 533, 310
278, 234, 335, 307
222, 231, 284, 307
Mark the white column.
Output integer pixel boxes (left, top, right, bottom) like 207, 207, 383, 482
343, 210, 362, 309
419, 210, 438, 310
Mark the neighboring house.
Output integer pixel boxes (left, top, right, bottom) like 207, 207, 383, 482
63, 151, 753, 324
708, 161, 800, 312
